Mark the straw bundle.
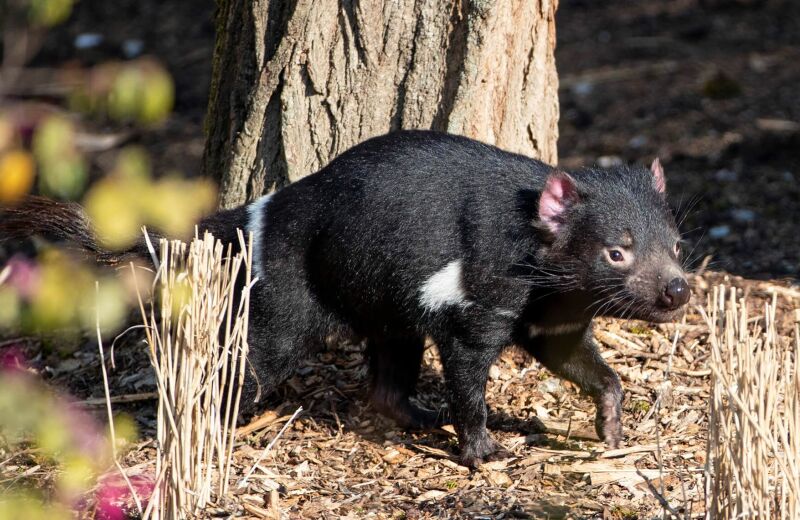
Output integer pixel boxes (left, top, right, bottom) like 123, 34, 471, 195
134, 230, 254, 519
703, 285, 799, 519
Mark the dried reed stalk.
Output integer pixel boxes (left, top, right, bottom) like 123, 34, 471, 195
702, 285, 799, 519
133, 230, 254, 519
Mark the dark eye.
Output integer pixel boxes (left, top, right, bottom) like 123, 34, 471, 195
604, 247, 634, 267
674, 242, 681, 256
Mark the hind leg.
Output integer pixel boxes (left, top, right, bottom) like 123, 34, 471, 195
367, 334, 448, 429
236, 280, 329, 418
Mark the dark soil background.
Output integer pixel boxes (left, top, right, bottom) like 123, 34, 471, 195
557, 0, 800, 281
30, 0, 800, 282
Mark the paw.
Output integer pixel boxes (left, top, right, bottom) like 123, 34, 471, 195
458, 436, 510, 469
595, 414, 622, 448
594, 391, 623, 448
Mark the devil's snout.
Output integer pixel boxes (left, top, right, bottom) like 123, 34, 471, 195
660, 277, 690, 309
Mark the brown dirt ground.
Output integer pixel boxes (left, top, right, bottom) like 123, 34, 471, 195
2, 0, 800, 518
11, 271, 799, 519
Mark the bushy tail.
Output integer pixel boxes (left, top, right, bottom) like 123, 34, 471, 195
0, 196, 149, 265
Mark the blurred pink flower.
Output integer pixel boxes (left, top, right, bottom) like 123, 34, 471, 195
60, 400, 108, 457
0, 345, 26, 372
95, 473, 154, 520
5, 255, 39, 298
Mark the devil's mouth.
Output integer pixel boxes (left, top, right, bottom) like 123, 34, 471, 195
646, 307, 687, 323
639, 302, 689, 323
596, 298, 689, 323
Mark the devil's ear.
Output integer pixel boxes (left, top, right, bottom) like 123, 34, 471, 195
650, 158, 666, 194
538, 171, 579, 235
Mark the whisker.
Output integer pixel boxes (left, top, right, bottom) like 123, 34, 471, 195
681, 230, 708, 271
676, 194, 703, 229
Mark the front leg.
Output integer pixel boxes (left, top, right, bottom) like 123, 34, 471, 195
437, 336, 508, 468
525, 325, 624, 448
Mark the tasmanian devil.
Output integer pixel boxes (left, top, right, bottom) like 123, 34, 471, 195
0, 130, 690, 467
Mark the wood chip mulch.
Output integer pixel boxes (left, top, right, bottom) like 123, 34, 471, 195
4, 270, 799, 519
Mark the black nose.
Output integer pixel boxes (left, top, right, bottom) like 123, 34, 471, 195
660, 277, 690, 309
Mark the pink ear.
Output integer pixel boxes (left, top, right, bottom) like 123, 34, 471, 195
650, 158, 666, 194
539, 172, 579, 235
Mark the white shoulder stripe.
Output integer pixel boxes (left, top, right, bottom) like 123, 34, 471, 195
419, 260, 468, 311
246, 194, 273, 282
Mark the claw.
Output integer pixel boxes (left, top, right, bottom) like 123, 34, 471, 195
458, 435, 509, 468
595, 390, 623, 448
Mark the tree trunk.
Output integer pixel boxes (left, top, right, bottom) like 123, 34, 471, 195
204, 0, 559, 209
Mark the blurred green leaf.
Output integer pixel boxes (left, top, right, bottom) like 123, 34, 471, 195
0, 287, 21, 328
138, 62, 175, 124
59, 454, 96, 497
108, 67, 144, 122
28, 0, 75, 27
32, 117, 87, 200
146, 177, 216, 238
114, 146, 152, 182
31, 116, 73, 160
78, 279, 127, 333
26, 250, 91, 329
112, 414, 138, 446
0, 492, 71, 520
83, 177, 144, 250
101, 59, 175, 125
37, 158, 87, 200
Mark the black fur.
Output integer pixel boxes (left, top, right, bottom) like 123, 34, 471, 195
0, 130, 689, 467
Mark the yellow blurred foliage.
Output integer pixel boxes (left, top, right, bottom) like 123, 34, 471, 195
79, 280, 128, 333
29, 251, 89, 329
109, 67, 144, 122
146, 177, 217, 238
112, 414, 139, 447
0, 374, 120, 518
36, 413, 72, 456
0, 493, 71, 520
84, 148, 216, 250
37, 158, 87, 199
31, 116, 72, 161
113, 146, 152, 182
0, 150, 35, 204
16, 249, 127, 334
32, 117, 87, 200
137, 63, 175, 125
79, 58, 176, 125
28, 0, 74, 27
83, 177, 144, 250
168, 279, 193, 324
0, 288, 21, 328
58, 454, 96, 498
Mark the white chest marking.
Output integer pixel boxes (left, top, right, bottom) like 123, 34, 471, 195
246, 194, 274, 282
419, 260, 468, 311
529, 322, 586, 338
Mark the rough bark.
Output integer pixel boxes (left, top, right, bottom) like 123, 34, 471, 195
204, 0, 559, 208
